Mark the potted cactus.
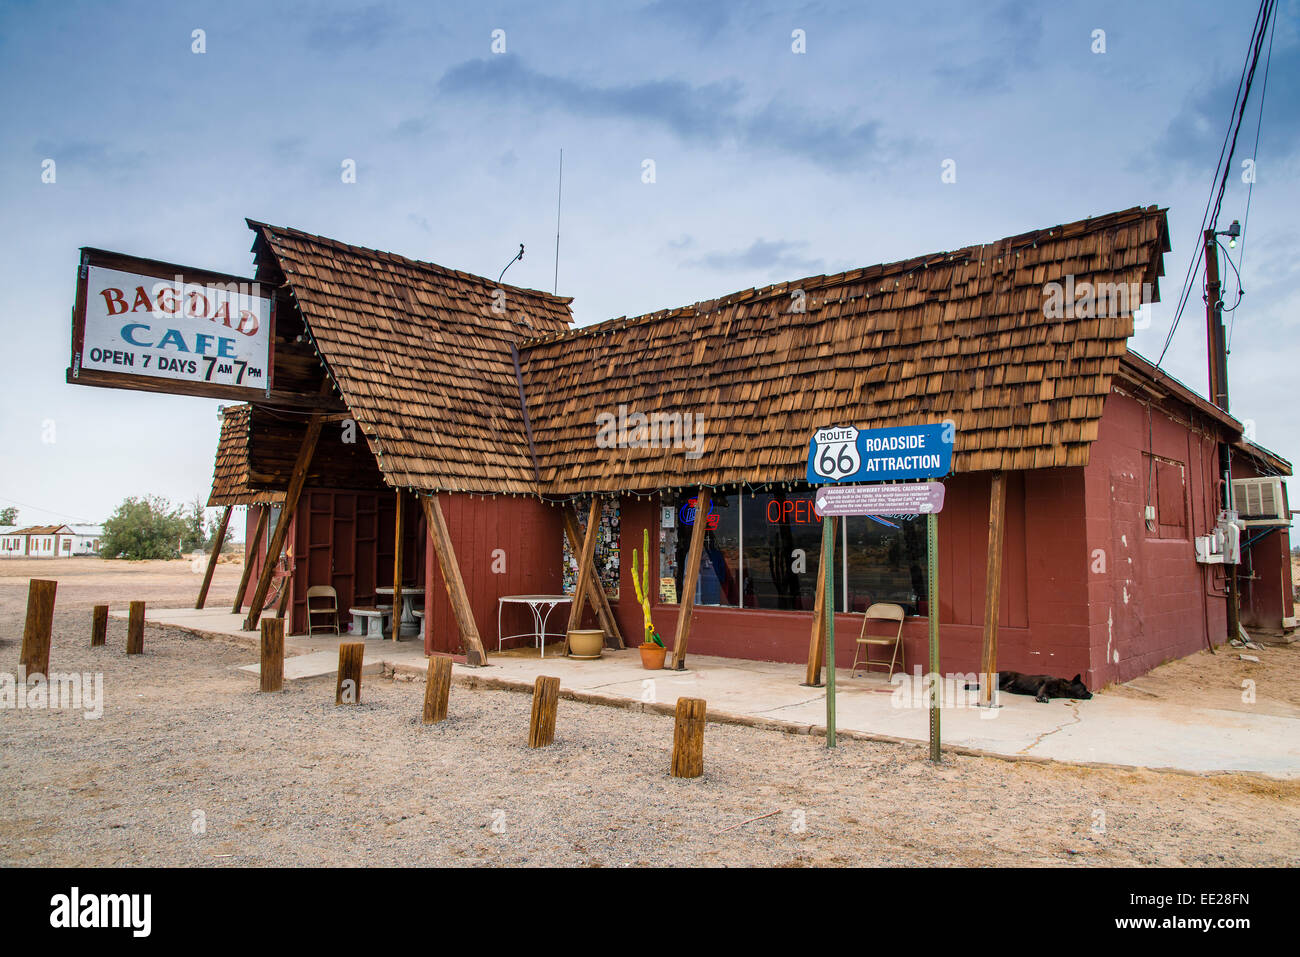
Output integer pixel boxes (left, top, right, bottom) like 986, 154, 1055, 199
632, 528, 667, 669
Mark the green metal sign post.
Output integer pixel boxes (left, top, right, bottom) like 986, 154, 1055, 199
927, 511, 941, 762
822, 524, 837, 748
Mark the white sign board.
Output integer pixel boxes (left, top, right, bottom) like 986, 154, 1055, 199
813, 482, 946, 517
70, 252, 274, 401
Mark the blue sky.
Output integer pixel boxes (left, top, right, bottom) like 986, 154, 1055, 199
0, 0, 1296, 534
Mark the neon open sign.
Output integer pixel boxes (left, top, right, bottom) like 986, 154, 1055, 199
679, 497, 718, 529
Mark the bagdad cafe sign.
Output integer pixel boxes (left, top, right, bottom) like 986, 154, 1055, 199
67, 248, 274, 401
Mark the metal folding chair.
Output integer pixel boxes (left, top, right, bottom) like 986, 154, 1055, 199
306, 585, 340, 635
851, 602, 905, 678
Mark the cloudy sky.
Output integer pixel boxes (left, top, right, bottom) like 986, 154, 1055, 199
0, 0, 1295, 535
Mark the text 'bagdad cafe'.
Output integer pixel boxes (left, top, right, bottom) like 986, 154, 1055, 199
68, 247, 274, 401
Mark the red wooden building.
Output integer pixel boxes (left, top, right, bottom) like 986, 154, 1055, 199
204, 205, 1292, 688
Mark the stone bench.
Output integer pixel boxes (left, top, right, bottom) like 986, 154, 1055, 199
349, 606, 391, 638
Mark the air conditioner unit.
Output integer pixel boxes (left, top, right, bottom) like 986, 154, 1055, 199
1231, 476, 1290, 527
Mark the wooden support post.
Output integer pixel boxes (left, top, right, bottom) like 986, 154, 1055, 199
232, 506, 270, 614
978, 471, 1007, 707
19, 579, 57, 679
126, 601, 145, 655
561, 507, 625, 649
392, 489, 404, 641
671, 696, 707, 778
670, 487, 711, 671
260, 618, 285, 692
90, 604, 108, 647
563, 497, 603, 656
803, 516, 838, 686
244, 409, 325, 630
422, 656, 453, 724
335, 642, 365, 705
195, 504, 232, 609
528, 675, 560, 748
420, 495, 489, 666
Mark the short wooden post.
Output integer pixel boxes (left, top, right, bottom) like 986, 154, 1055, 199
671, 696, 707, 778
125, 600, 146, 656
260, 618, 285, 692
90, 605, 108, 647
335, 641, 365, 705
19, 579, 57, 679
422, 656, 453, 724
528, 675, 560, 748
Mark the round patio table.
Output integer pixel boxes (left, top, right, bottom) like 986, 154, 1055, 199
376, 586, 425, 638
497, 594, 572, 658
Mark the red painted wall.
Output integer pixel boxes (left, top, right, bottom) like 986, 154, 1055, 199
423, 494, 565, 656
1082, 389, 1228, 686
612, 473, 1089, 680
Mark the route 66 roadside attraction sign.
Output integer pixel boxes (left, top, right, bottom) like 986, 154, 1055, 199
806, 423, 953, 485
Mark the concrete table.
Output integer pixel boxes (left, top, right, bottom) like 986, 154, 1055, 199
497, 594, 572, 658
376, 586, 425, 638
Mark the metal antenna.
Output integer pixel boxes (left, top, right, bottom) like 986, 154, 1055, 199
553, 148, 563, 295
498, 243, 524, 284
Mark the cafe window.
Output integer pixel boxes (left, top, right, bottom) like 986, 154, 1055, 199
741, 490, 824, 610
659, 486, 930, 617
660, 491, 740, 606
840, 514, 929, 616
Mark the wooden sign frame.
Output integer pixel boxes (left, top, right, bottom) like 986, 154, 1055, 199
67, 246, 276, 402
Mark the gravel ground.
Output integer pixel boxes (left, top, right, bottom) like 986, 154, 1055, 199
2, 620, 1298, 867
2, 559, 1297, 867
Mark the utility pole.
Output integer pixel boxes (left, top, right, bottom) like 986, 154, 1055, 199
1204, 227, 1239, 645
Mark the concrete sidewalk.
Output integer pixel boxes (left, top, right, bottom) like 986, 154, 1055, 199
129, 606, 1300, 779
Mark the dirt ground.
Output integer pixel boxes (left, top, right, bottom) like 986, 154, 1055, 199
1106, 638, 1300, 717
1, 559, 1297, 867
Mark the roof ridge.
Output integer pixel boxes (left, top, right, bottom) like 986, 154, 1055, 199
520, 205, 1167, 349
246, 219, 575, 307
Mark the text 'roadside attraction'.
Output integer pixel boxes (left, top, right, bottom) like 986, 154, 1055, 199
806, 423, 953, 484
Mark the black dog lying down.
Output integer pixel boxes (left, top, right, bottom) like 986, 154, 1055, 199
966, 672, 1092, 703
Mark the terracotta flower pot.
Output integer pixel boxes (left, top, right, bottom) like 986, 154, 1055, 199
640, 642, 667, 670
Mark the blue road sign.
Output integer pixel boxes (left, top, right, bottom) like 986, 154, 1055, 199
806, 423, 953, 484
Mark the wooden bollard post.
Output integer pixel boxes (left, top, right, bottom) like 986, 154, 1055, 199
125, 601, 146, 655
422, 656, 452, 724
260, 618, 285, 693
528, 675, 560, 748
671, 697, 707, 778
19, 579, 57, 679
335, 642, 365, 705
91, 605, 108, 647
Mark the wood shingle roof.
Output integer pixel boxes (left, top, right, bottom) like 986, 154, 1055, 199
247, 221, 574, 495
519, 205, 1172, 493
208, 405, 284, 506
